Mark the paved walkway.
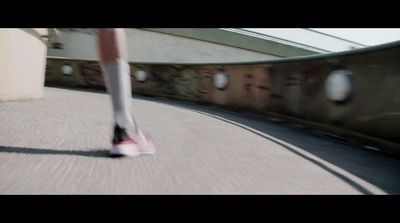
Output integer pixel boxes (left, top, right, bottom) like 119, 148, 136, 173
1, 87, 399, 194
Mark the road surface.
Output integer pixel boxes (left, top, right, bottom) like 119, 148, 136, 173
1, 87, 399, 194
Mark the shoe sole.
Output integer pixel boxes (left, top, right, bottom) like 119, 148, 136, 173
110, 144, 156, 157
110, 143, 141, 157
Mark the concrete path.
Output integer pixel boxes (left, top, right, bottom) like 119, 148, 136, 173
1, 87, 399, 194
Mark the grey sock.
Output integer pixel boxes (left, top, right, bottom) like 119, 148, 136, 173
101, 59, 138, 137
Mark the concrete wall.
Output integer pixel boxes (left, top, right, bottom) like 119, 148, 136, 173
241, 28, 365, 52
45, 41, 400, 157
0, 28, 48, 101
47, 29, 281, 63
145, 28, 325, 56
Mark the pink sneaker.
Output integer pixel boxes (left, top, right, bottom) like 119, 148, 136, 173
136, 129, 156, 155
110, 125, 155, 157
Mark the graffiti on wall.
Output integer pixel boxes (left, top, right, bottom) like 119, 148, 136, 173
45, 64, 55, 81
237, 65, 270, 110
79, 62, 105, 88
131, 65, 202, 100
175, 68, 201, 99
243, 74, 256, 98
256, 68, 271, 110
198, 67, 214, 96
148, 66, 177, 94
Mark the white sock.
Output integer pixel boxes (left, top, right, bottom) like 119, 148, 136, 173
101, 59, 138, 138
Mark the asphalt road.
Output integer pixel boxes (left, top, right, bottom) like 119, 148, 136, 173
1, 87, 399, 194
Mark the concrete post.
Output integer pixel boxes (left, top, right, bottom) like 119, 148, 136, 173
0, 28, 48, 101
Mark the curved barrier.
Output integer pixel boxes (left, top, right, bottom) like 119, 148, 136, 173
0, 29, 48, 101
45, 41, 400, 157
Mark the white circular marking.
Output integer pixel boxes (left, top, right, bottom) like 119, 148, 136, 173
325, 69, 352, 102
61, 65, 74, 76
135, 70, 147, 82
213, 72, 229, 89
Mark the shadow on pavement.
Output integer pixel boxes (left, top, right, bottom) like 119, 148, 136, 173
0, 146, 112, 158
